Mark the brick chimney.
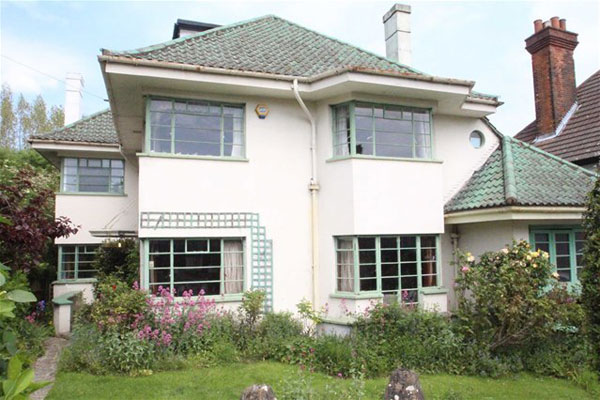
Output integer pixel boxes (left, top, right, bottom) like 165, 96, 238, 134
526, 17, 578, 136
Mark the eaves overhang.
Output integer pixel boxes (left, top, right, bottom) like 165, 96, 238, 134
444, 206, 585, 225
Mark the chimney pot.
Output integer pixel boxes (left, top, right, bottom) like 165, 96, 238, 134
534, 19, 543, 33
383, 3, 412, 65
64, 73, 84, 126
559, 19, 567, 30
550, 16, 560, 28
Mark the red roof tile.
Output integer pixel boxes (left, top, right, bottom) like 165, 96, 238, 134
515, 69, 600, 164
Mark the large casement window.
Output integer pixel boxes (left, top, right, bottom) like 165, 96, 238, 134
147, 238, 244, 296
58, 244, 100, 280
61, 158, 124, 193
147, 98, 245, 157
335, 235, 439, 303
530, 228, 585, 283
332, 102, 432, 159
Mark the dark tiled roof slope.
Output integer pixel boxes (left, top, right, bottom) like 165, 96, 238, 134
30, 109, 118, 144
515, 70, 600, 164
105, 15, 423, 78
445, 136, 596, 213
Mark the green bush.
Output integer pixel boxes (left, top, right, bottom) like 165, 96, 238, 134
60, 324, 160, 375
354, 302, 465, 376
93, 239, 139, 285
455, 241, 573, 351
582, 177, 600, 373
91, 276, 147, 332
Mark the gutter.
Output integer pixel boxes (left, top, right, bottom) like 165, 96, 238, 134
29, 139, 120, 148
98, 54, 479, 88
292, 79, 320, 309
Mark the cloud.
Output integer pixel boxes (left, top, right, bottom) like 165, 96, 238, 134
1, 33, 90, 95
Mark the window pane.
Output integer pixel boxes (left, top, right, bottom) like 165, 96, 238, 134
150, 100, 172, 111
359, 279, 377, 291
150, 100, 244, 157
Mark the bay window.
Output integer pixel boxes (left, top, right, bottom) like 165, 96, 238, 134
332, 102, 432, 159
335, 235, 439, 303
530, 228, 585, 283
148, 98, 245, 158
147, 238, 244, 296
61, 158, 124, 193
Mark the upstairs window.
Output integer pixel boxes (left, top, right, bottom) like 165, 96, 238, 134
148, 99, 245, 158
332, 102, 432, 159
62, 158, 124, 193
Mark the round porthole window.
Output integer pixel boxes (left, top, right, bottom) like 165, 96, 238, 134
470, 130, 484, 149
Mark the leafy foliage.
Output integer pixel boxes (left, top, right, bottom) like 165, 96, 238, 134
1, 83, 64, 150
90, 276, 147, 333
454, 241, 575, 351
93, 239, 139, 285
0, 165, 78, 272
582, 177, 600, 373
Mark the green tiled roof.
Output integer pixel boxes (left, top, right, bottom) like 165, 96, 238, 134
445, 136, 597, 213
103, 15, 423, 78
30, 109, 118, 145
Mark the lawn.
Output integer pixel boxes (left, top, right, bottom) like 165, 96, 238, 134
47, 361, 597, 400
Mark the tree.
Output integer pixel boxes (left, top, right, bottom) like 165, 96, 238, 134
0, 166, 78, 272
581, 177, 600, 373
0, 85, 17, 149
1, 85, 64, 150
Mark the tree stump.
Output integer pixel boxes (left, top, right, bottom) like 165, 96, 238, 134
240, 384, 276, 400
383, 368, 425, 400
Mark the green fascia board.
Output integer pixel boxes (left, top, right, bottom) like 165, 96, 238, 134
136, 152, 249, 162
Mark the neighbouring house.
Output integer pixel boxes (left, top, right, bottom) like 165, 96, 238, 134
515, 17, 600, 170
30, 4, 596, 330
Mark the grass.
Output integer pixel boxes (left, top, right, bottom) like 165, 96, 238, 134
47, 361, 598, 400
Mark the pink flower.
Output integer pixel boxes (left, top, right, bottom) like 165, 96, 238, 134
461, 266, 470, 273
337, 372, 343, 378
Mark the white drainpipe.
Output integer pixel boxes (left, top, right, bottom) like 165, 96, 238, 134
292, 79, 320, 309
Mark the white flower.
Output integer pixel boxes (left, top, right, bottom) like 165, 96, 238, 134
501, 248, 509, 254
552, 272, 560, 279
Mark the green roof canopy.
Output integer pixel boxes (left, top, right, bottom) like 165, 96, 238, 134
30, 109, 118, 145
445, 136, 597, 213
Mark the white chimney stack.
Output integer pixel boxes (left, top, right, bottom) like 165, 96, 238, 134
383, 4, 412, 66
64, 72, 84, 126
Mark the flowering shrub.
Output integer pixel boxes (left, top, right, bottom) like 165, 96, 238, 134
455, 241, 581, 352
133, 286, 217, 354
90, 277, 148, 332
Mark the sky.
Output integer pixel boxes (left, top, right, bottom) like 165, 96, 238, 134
1, 0, 599, 136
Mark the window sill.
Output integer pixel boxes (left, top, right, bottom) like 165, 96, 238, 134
420, 287, 448, 295
53, 278, 98, 284
320, 316, 355, 326
326, 155, 443, 164
137, 152, 249, 162
56, 192, 127, 197
330, 292, 384, 300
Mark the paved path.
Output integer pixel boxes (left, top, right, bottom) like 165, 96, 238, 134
31, 337, 68, 400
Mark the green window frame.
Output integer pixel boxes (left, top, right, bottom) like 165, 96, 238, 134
530, 227, 585, 283
331, 102, 432, 159
58, 244, 100, 280
146, 98, 245, 158
61, 157, 124, 193
335, 235, 440, 303
146, 238, 245, 296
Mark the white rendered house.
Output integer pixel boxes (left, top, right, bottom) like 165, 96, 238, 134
31, 5, 595, 325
